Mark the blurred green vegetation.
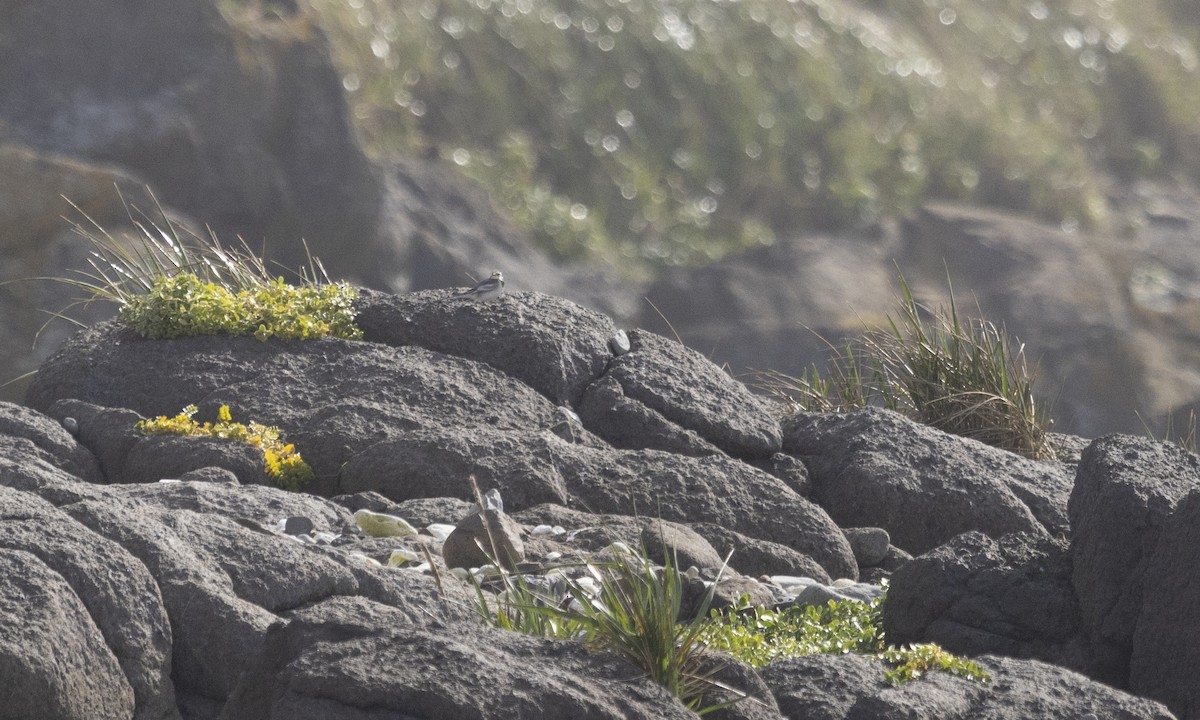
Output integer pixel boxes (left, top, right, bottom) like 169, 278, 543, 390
295, 0, 1200, 268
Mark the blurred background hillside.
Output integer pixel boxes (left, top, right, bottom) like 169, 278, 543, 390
4, 0, 1200, 437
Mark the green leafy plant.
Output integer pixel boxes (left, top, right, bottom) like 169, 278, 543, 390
136, 404, 314, 491
697, 594, 883, 668
51, 194, 361, 342
756, 271, 1052, 459
880, 643, 990, 686
699, 591, 989, 686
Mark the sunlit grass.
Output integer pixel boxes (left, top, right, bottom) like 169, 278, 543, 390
755, 272, 1052, 458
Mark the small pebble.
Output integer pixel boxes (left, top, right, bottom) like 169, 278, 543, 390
284, 516, 315, 536
426, 523, 456, 542
609, 330, 631, 356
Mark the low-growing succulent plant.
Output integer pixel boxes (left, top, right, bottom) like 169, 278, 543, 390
135, 404, 314, 491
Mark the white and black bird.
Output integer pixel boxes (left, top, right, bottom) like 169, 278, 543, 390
455, 271, 505, 301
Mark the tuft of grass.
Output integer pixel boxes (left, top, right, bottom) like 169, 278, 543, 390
463, 481, 746, 712
1138, 408, 1198, 454
136, 403, 314, 491
45, 192, 360, 342
755, 271, 1052, 459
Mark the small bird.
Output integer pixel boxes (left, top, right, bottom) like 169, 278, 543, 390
455, 271, 505, 301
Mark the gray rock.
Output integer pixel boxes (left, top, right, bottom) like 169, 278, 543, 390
177, 466, 240, 484
0, 548, 136, 720
690, 522, 832, 585
578, 374, 724, 456
883, 531, 1085, 671
284, 516, 315, 536
747, 452, 812, 497
604, 329, 782, 458
27, 324, 565, 488
46, 400, 144, 483
609, 330, 631, 356
758, 652, 1177, 720
123, 434, 266, 487
784, 407, 1072, 554
513, 504, 724, 570
1131, 488, 1200, 718
0, 401, 102, 483
442, 507, 525, 570
221, 596, 700, 720
1069, 434, 1200, 686
338, 428, 572, 510
342, 425, 857, 580
355, 287, 616, 406
0, 486, 176, 720
844, 527, 890, 568
789, 581, 883, 608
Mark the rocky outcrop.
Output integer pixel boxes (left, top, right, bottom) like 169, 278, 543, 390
758, 652, 1176, 720
784, 407, 1072, 554
1069, 434, 1200, 685
10, 283, 1200, 718
882, 531, 1085, 670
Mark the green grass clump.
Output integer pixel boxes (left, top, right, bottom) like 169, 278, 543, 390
699, 593, 989, 686
136, 404, 314, 491
55, 194, 361, 342
757, 272, 1052, 459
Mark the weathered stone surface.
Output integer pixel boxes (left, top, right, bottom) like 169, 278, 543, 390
689, 522, 833, 585
1069, 434, 1200, 686
843, 527, 890, 568
578, 374, 723, 456
760, 654, 880, 720
122, 435, 267, 487
0, 400, 102, 483
338, 428, 572, 510
0, 547, 136, 720
513, 504, 726, 570
442, 507, 526, 570
0, 486, 177, 720
1131, 488, 1200, 719
341, 425, 856, 579
759, 653, 1177, 720
785, 407, 1071, 554
883, 532, 1086, 671
605, 330, 782, 458
221, 596, 699, 720
356, 287, 616, 406
26, 323, 563, 488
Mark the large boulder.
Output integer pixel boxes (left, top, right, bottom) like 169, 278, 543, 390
1130, 488, 1200, 718
882, 531, 1085, 671
598, 330, 782, 458
784, 407, 1071, 554
0, 486, 177, 720
758, 652, 1177, 720
221, 595, 700, 720
355, 287, 618, 406
1068, 434, 1200, 686
0, 547, 137, 720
